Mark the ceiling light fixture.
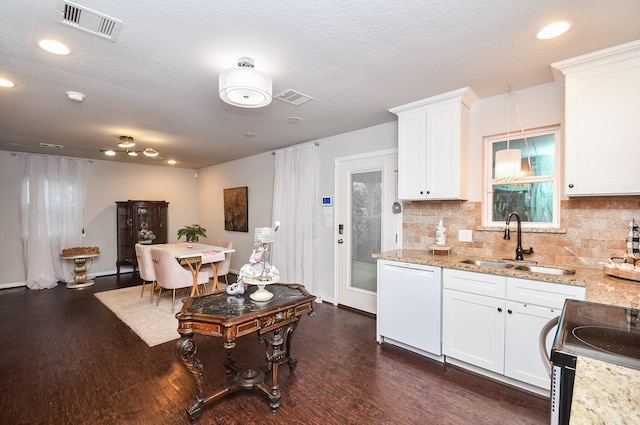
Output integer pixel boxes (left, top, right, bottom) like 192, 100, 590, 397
66, 91, 85, 102
38, 39, 71, 55
494, 86, 530, 183
0, 78, 15, 88
536, 20, 572, 40
100, 136, 159, 158
219, 57, 272, 108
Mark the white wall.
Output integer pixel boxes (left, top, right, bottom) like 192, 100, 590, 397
195, 122, 398, 301
467, 82, 564, 201
0, 151, 199, 287
196, 151, 275, 275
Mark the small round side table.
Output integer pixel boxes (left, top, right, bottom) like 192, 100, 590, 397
60, 253, 100, 289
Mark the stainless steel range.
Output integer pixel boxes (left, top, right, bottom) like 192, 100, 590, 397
548, 299, 640, 425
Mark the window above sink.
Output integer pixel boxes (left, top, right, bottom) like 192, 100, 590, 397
483, 125, 561, 229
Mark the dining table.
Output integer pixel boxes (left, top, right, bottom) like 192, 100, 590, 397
154, 242, 235, 296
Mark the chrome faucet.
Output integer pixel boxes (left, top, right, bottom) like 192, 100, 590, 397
504, 212, 534, 261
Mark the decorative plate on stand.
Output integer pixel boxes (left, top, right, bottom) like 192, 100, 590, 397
244, 275, 281, 301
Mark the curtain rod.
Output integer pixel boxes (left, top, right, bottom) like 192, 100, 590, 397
11, 152, 93, 163
272, 141, 319, 155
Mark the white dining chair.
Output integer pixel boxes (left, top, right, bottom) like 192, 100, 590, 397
151, 247, 209, 313
135, 243, 156, 301
213, 240, 233, 285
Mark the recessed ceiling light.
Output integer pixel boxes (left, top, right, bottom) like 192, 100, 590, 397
38, 39, 71, 55
285, 116, 301, 123
167, 159, 177, 165
243, 132, 256, 138
66, 91, 85, 102
0, 78, 15, 88
536, 20, 572, 40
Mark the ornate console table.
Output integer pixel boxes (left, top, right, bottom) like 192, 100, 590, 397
175, 283, 316, 422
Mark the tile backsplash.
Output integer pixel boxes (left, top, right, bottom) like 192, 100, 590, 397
402, 196, 640, 268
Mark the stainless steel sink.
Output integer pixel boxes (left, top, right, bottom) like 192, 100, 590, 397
461, 259, 514, 269
514, 265, 576, 275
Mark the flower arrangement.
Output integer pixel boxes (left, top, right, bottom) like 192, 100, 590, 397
138, 229, 156, 242
177, 224, 207, 242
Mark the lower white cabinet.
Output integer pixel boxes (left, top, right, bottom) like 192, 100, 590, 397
442, 288, 505, 373
442, 269, 586, 390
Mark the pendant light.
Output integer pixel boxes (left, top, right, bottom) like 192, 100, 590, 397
494, 86, 524, 181
219, 57, 272, 108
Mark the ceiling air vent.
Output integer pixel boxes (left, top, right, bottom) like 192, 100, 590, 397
55, 1, 123, 42
274, 89, 314, 106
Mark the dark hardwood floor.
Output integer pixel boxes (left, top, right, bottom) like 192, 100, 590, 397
0, 273, 549, 425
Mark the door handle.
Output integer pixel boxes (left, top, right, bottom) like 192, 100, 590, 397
539, 316, 559, 375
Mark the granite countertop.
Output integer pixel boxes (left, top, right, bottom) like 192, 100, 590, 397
373, 249, 640, 424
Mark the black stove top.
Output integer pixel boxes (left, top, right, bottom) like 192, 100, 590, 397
552, 299, 640, 370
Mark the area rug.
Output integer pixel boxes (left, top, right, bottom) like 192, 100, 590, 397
94, 285, 188, 347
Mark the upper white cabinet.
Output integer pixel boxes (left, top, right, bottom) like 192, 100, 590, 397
551, 40, 640, 196
389, 87, 478, 200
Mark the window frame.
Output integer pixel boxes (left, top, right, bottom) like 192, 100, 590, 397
482, 124, 561, 229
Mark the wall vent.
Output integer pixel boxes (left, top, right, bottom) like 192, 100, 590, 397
56, 1, 123, 42
40, 143, 64, 149
274, 89, 314, 106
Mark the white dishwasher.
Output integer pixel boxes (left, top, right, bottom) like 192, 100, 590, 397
377, 260, 442, 358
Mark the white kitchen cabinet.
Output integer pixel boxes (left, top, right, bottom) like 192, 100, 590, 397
377, 260, 443, 358
442, 269, 586, 390
551, 40, 640, 196
442, 288, 505, 373
389, 87, 478, 200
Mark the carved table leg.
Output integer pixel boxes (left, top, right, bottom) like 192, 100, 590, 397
176, 336, 205, 422
258, 320, 301, 411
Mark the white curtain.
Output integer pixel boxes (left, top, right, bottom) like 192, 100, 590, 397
18, 155, 88, 289
271, 143, 318, 297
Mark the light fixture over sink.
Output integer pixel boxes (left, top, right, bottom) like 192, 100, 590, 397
219, 57, 272, 108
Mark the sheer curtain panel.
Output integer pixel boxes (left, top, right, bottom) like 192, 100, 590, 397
271, 143, 318, 297
18, 155, 88, 289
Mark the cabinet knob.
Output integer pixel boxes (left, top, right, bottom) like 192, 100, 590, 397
419, 191, 423, 195
568, 183, 574, 188
497, 307, 502, 312
426, 191, 430, 195
507, 309, 513, 314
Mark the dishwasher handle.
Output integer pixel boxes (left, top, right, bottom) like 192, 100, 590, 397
539, 316, 559, 376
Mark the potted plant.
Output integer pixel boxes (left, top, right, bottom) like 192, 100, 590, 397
177, 224, 207, 242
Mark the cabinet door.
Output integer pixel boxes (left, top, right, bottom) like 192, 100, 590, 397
425, 100, 464, 199
561, 46, 640, 196
504, 301, 558, 389
397, 108, 427, 199
442, 289, 505, 373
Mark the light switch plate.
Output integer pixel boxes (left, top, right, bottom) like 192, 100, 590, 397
458, 229, 473, 242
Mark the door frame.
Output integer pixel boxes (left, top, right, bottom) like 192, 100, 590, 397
333, 148, 400, 312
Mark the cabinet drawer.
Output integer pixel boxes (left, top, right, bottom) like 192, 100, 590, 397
506, 277, 586, 308
443, 269, 506, 298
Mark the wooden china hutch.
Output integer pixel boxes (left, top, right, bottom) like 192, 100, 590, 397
116, 200, 169, 274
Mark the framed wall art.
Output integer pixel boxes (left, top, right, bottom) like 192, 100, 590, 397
223, 186, 248, 232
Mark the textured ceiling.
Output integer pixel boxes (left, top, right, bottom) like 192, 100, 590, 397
1, 0, 640, 168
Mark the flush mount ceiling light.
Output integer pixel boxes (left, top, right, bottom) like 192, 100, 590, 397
100, 136, 159, 158
66, 91, 85, 102
219, 57, 272, 108
536, 20, 573, 40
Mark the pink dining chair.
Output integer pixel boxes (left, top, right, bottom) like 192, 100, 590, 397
135, 243, 157, 301
151, 247, 209, 313
211, 240, 233, 285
